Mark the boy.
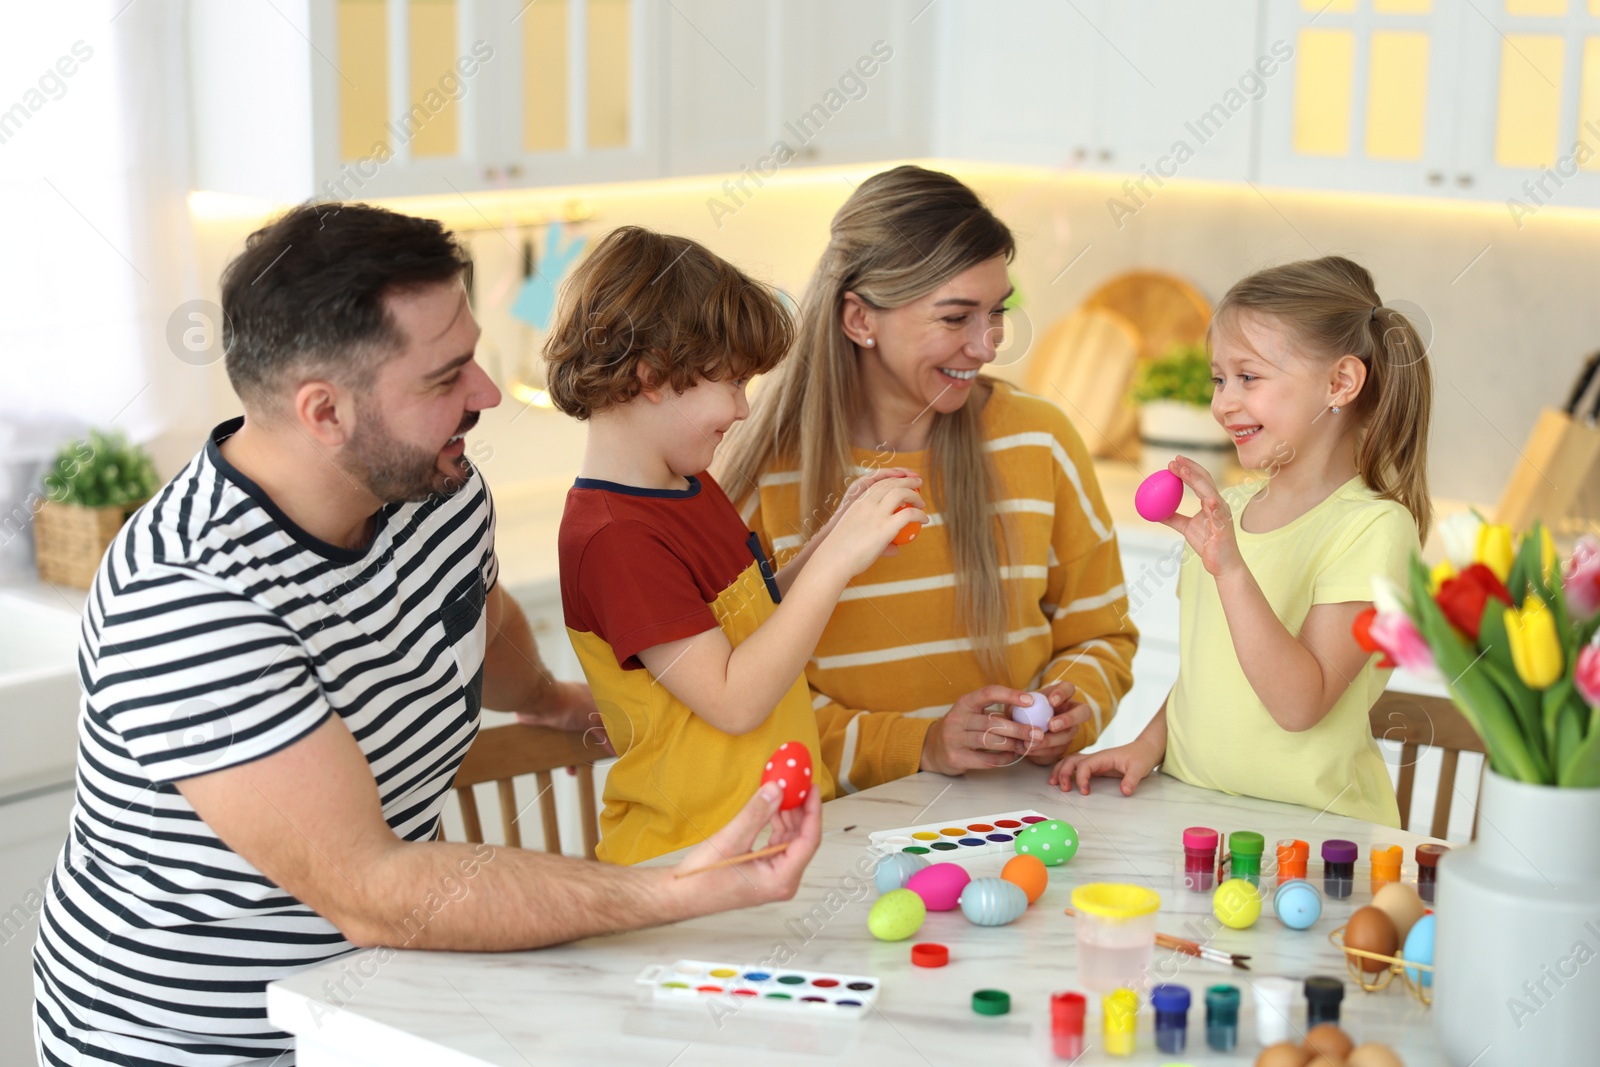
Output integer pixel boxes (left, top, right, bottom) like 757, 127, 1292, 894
547, 226, 922, 864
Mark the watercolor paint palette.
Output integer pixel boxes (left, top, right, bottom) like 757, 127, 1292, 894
868, 809, 1051, 860
636, 960, 880, 1018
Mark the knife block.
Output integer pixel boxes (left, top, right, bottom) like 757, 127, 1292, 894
1493, 407, 1600, 539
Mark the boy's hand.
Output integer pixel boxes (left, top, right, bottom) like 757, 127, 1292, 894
811, 467, 920, 549
810, 477, 926, 582
1049, 739, 1159, 796
1161, 455, 1243, 578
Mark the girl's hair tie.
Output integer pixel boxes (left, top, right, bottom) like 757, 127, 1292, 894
1370, 306, 1380, 321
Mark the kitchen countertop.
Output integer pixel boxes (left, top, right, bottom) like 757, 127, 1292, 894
268, 765, 1451, 1066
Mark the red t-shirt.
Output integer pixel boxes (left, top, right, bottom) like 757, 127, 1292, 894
559, 471, 780, 669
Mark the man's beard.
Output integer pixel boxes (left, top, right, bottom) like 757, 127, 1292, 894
346, 403, 477, 504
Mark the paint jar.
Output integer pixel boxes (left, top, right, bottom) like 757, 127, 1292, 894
1050, 991, 1086, 1060
1205, 984, 1240, 1052
1416, 842, 1449, 903
1071, 884, 1161, 993
1276, 838, 1309, 884
1182, 827, 1219, 892
1305, 975, 1345, 1027
1227, 831, 1265, 886
1251, 976, 1297, 1046
1150, 983, 1191, 1054
1103, 988, 1139, 1057
1322, 839, 1357, 899
1371, 843, 1403, 895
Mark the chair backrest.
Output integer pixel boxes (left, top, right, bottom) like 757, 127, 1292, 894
441, 723, 602, 859
1369, 691, 1487, 841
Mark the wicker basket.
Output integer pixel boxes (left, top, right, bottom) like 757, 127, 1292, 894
34, 499, 144, 589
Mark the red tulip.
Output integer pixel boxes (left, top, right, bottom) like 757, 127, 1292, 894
1353, 606, 1398, 669
1436, 563, 1513, 642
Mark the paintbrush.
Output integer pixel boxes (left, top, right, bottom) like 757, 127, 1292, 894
1063, 907, 1251, 970
673, 841, 791, 879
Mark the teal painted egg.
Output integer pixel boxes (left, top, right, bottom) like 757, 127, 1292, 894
1402, 913, 1435, 987
1013, 819, 1078, 867
874, 851, 931, 894
959, 877, 1028, 926
868, 888, 926, 942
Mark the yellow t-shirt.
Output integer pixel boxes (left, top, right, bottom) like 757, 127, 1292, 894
1163, 476, 1417, 827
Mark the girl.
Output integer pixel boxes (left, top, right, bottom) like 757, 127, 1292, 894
1053, 256, 1431, 828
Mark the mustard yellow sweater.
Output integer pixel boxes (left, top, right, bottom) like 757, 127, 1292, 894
738, 381, 1138, 792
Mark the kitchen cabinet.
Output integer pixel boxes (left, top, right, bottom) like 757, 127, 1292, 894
661, 0, 934, 179
1259, 0, 1600, 209
189, 0, 659, 201
0, 785, 75, 1067
935, 0, 1264, 182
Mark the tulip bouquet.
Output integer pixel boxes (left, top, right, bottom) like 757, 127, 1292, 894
1354, 515, 1600, 787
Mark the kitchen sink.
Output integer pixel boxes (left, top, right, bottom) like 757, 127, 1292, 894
0, 593, 83, 796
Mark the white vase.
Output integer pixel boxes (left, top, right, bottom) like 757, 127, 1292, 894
1433, 769, 1600, 1066
1137, 400, 1234, 476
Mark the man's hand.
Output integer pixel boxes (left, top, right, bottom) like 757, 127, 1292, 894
667, 781, 822, 909
513, 680, 612, 755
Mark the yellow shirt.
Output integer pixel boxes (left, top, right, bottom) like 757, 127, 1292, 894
1164, 476, 1417, 827
740, 381, 1138, 793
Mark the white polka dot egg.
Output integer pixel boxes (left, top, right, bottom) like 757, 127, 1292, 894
1013, 819, 1079, 867
760, 741, 813, 811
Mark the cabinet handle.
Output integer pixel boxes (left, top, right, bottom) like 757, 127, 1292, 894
507, 164, 525, 179
1073, 146, 1088, 161
1098, 149, 1113, 163
1426, 171, 1444, 186
1455, 173, 1474, 188
483, 165, 502, 181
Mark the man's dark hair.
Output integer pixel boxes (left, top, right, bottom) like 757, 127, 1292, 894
220, 202, 471, 406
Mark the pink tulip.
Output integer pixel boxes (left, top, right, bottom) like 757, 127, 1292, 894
1368, 610, 1441, 681
1565, 536, 1600, 622
1577, 644, 1600, 710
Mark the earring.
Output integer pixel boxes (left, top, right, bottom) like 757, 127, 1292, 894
864, 338, 875, 347
1331, 405, 1341, 414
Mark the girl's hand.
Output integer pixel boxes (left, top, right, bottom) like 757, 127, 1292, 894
1049, 739, 1159, 796
809, 477, 926, 582
1161, 455, 1243, 578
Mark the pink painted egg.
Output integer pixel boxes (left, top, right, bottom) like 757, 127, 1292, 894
906, 862, 972, 912
760, 741, 813, 810
1134, 469, 1184, 523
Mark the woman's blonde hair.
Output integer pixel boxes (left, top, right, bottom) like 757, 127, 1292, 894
1213, 255, 1433, 540
716, 165, 1017, 675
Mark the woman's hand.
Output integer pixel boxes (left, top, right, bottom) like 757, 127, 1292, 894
921, 685, 1049, 776
1161, 455, 1243, 578
1019, 682, 1095, 766
1049, 738, 1160, 796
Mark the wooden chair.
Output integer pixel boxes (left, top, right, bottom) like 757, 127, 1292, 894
440, 723, 604, 859
1369, 691, 1487, 840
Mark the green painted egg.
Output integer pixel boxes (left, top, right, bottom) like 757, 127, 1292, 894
1013, 819, 1078, 867
868, 888, 927, 942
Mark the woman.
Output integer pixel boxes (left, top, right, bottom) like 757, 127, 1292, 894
716, 165, 1138, 792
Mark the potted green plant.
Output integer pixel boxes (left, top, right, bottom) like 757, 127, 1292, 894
1129, 343, 1231, 468
1355, 518, 1600, 1066
33, 430, 160, 589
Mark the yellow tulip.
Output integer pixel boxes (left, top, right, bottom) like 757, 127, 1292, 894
1429, 558, 1457, 595
1539, 525, 1558, 582
1504, 594, 1564, 690
1477, 523, 1515, 582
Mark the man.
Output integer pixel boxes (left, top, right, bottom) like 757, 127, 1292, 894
33, 203, 821, 1066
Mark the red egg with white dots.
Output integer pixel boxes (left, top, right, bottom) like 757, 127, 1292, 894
761, 741, 813, 810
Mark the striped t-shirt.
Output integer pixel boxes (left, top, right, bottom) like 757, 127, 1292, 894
734, 381, 1138, 793
33, 418, 496, 1066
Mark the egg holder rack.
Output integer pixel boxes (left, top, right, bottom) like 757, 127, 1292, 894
635, 960, 881, 1019
1328, 926, 1435, 1005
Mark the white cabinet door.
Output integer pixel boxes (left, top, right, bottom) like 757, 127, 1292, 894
932, 0, 1098, 167
662, 0, 784, 177
1256, 0, 1463, 198
0, 786, 75, 1067
1452, 1, 1600, 211
1091, 0, 1265, 182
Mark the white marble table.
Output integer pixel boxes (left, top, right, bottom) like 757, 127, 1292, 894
269, 768, 1450, 1066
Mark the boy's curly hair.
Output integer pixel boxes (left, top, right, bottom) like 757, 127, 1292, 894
543, 226, 794, 420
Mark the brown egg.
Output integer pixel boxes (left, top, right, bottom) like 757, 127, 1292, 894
1343, 905, 1399, 974
1255, 1041, 1310, 1067
1304, 1022, 1355, 1060
1371, 882, 1426, 943
1347, 1042, 1406, 1067
1306, 1057, 1346, 1067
